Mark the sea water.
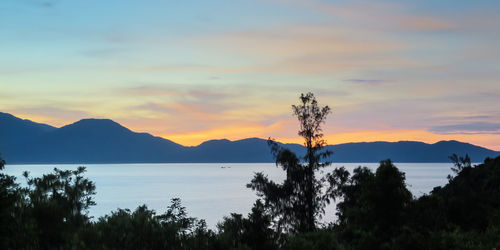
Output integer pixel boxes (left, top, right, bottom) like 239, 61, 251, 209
4, 163, 452, 228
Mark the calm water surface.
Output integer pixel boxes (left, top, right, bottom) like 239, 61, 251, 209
4, 163, 453, 228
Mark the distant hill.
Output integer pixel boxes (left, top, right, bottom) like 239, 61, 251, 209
24, 118, 185, 163
327, 141, 498, 162
1, 112, 498, 164
0, 112, 55, 148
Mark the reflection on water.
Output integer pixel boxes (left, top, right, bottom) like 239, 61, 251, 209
4, 163, 452, 228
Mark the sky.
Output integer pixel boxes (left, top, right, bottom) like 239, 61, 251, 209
1, 0, 500, 150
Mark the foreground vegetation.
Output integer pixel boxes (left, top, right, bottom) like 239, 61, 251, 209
2, 93, 499, 249
2, 155, 500, 249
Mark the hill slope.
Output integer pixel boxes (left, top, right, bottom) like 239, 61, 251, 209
3, 117, 184, 163
0, 112, 56, 158
327, 140, 497, 162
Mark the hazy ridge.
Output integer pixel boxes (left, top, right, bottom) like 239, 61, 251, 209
1, 112, 498, 164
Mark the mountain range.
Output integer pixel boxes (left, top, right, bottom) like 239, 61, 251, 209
1, 112, 498, 164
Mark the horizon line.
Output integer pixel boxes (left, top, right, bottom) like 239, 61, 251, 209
2, 111, 499, 151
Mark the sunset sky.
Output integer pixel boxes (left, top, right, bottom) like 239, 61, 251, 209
1, 0, 500, 150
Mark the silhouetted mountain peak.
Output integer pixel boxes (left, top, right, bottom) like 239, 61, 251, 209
197, 138, 270, 148
0, 112, 15, 119
1, 112, 498, 163
59, 118, 131, 134
236, 137, 266, 143
198, 139, 231, 147
433, 140, 462, 145
71, 118, 123, 127
0, 111, 19, 119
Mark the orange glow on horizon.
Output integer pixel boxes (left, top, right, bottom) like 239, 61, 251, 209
8, 112, 500, 151
162, 128, 500, 151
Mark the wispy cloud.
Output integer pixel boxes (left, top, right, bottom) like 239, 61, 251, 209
430, 122, 500, 135
273, 0, 455, 31
196, 23, 414, 74
131, 103, 176, 114
81, 48, 126, 58
120, 86, 187, 97
118, 85, 231, 107
343, 79, 388, 85
2, 0, 500, 151
122, 64, 213, 73
26, 0, 58, 8
9, 107, 89, 119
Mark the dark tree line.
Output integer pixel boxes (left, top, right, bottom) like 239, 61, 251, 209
1, 93, 500, 249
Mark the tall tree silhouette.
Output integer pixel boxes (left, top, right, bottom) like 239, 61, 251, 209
248, 92, 332, 234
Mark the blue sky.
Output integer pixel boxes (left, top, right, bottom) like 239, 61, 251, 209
1, 0, 500, 149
